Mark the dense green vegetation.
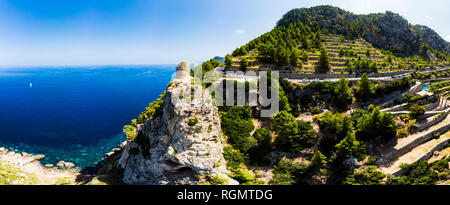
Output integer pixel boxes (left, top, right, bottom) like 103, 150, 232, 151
317, 47, 331, 73
311, 151, 327, 167
334, 76, 353, 110
355, 73, 374, 102
271, 111, 318, 152
318, 111, 366, 160
222, 145, 264, 185
387, 158, 450, 185
220, 106, 256, 153
223, 146, 245, 170
335, 131, 366, 160
231, 20, 324, 68
409, 104, 427, 119
354, 107, 397, 141
373, 77, 411, 98
270, 158, 310, 185
248, 128, 273, 165
317, 105, 396, 160
344, 165, 385, 185
240, 57, 249, 71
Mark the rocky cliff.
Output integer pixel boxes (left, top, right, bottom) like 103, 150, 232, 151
116, 69, 237, 185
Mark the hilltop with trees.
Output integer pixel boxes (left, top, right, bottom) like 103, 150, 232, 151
224, 6, 449, 75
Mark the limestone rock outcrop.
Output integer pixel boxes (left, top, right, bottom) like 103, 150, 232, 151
117, 68, 237, 185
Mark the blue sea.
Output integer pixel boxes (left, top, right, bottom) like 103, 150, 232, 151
0, 65, 175, 168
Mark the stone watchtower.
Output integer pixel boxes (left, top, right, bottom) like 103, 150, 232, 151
175, 61, 190, 79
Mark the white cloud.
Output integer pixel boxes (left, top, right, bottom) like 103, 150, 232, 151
444, 35, 450, 42
425, 15, 433, 20
234, 29, 245, 34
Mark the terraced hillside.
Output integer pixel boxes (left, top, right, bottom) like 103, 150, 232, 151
228, 34, 443, 75
277, 5, 450, 56
431, 79, 450, 98
225, 6, 450, 76
309, 35, 387, 74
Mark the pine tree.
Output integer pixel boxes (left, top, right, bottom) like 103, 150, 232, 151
337, 116, 354, 140
335, 131, 366, 160
334, 76, 353, 110
225, 54, 233, 68
290, 48, 300, 66
366, 49, 371, 57
240, 57, 249, 71
317, 47, 331, 73
339, 47, 345, 57
311, 151, 327, 167
356, 73, 374, 102
300, 35, 310, 50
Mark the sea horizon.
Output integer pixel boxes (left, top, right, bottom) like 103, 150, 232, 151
0, 65, 175, 168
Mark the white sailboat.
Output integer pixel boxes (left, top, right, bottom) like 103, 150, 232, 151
29, 82, 32, 87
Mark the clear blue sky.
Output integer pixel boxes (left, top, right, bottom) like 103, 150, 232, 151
0, 0, 449, 66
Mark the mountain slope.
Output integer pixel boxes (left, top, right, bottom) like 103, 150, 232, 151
276, 5, 450, 56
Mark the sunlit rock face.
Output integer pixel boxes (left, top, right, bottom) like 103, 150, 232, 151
118, 63, 237, 185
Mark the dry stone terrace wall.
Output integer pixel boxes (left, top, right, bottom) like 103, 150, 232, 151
382, 115, 450, 163
222, 68, 413, 79
418, 112, 449, 131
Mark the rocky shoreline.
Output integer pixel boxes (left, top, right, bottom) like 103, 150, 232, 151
0, 147, 79, 185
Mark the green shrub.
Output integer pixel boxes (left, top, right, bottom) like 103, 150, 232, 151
409, 104, 426, 119
311, 107, 321, 114
188, 117, 199, 126
248, 128, 273, 165
223, 146, 245, 170
210, 175, 228, 185
230, 168, 255, 184
431, 159, 448, 171
366, 156, 377, 165
355, 107, 396, 141
271, 111, 317, 152
311, 151, 327, 167
345, 166, 385, 185
123, 124, 137, 141
392, 160, 438, 185
290, 120, 318, 151
350, 108, 368, 125
335, 132, 366, 160
356, 73, 374, 102
334, 76, 353, 110
336, 116, 354, 140
270, 159, 308, 185
221, 106, 256, 153
318, 111, 343, 133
